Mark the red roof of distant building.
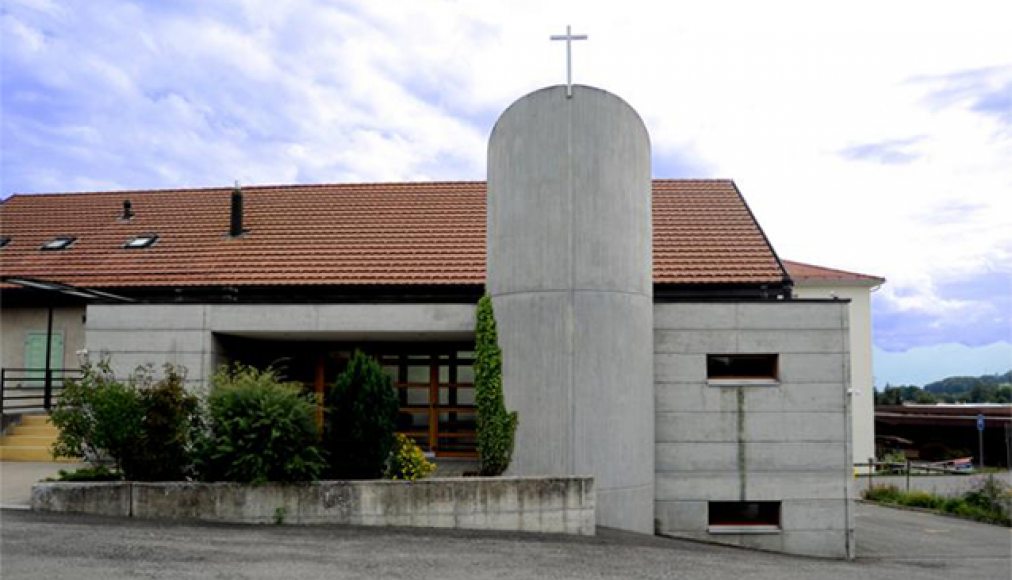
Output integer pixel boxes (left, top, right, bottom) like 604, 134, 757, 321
0, 180, 787, 288
783, 260, 884, 285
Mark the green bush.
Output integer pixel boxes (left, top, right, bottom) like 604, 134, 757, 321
195, 364, 325, 484
385, 433, 436, 481
51, 361, 200, 481
961, 476, 1012, 525
325, 350, 399, 479
474, 295, 518, 476
131, 365, 200, 481
51, 360, 144, 474
864, 479, 1011, 527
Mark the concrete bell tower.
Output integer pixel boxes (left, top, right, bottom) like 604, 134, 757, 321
487, 84, 654, 533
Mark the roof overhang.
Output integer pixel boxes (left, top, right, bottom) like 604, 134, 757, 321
0, 276, 134, 303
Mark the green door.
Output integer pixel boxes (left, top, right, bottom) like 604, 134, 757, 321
24, 332, 64, 384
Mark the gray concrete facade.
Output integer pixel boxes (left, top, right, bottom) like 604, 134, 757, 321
487, 85, 654, 533
85, 303, 476, 387
654, 301, 855, 558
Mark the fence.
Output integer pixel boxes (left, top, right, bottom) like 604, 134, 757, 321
858, 457, 972, 493
1, 367, 82, 417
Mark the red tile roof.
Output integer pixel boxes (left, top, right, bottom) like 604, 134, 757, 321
783, 260, 884, 285
0, 180, 787, 288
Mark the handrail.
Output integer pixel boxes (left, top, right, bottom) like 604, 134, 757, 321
856, 458, 974, 494
1, 367, 82, 417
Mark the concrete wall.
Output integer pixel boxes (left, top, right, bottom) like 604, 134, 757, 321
32, 477, 595, 535
487, 85, 654, 533
1, 306, 86, 372
792, 284, 877, 468
85, 303, 476, 389
654, 301, 854, 559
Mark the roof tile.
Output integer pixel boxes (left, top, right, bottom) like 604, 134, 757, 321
0, 180, 787, 288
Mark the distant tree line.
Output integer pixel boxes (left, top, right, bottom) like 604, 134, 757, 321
875, 370, 1012, 405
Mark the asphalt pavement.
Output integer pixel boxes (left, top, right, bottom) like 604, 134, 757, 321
2, 461, 1009, 579
1, 503, 1009, 580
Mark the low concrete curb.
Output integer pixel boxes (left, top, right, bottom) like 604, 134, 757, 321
31, 476, 596, 535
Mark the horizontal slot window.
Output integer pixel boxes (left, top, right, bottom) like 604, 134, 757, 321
706, 354, 779, 383
708, 501, 781, 534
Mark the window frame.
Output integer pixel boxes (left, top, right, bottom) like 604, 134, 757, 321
707, 500, 782, 534
705, 353, 780, 386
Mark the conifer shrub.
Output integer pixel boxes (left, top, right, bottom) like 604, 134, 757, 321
325, 350, 399, 479
386, 433, 436, 480
195, 364, 325, 484
131, 365, 201, 481
474, 294, 518, 476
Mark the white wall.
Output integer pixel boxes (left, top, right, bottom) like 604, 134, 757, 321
791, 285, 877, 469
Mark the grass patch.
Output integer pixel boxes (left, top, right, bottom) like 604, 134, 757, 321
48, 465, 123, 482
862, 477, 1011, 527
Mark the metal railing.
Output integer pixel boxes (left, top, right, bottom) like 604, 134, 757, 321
858, 458, 973, 493
1, 367, 82, 417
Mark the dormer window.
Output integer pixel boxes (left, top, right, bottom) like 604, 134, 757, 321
41, 236, 75, 251
0, 236, 10, 248
124, 234, 158, 249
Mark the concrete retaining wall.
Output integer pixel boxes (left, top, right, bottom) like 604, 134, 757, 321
31, 476, 595, 535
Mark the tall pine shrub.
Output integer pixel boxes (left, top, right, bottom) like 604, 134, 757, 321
326, 350, 399, 479
475, 295, 518, 475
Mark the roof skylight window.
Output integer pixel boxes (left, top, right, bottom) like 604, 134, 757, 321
124, 234, 158, 249
0, 236, 10, 248
41, 236, 76, 251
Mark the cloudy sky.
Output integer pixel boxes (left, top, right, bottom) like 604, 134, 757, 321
2, 0, 1010, 385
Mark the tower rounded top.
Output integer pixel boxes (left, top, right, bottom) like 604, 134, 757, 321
489, 84, 650, 147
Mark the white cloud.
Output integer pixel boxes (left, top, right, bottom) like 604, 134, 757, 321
2, 0, 1009, 352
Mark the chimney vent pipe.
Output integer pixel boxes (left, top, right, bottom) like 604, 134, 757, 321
229, 183, 245, 237
122, 200, 134, 220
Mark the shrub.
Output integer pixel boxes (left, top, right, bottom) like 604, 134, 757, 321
962, 476, 1012, 525
195, 364, 325, 484
51, 360, 144, 474
865, 479, 1011, 527
863, 484, 902, 503
51, 361, 201, 481
325, 350, 399, 479
474, 295, 518, 476
131, 365, 200, 481
386, 433, 436, 481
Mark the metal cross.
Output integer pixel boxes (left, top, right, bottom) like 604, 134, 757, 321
550, 25, 588, 98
